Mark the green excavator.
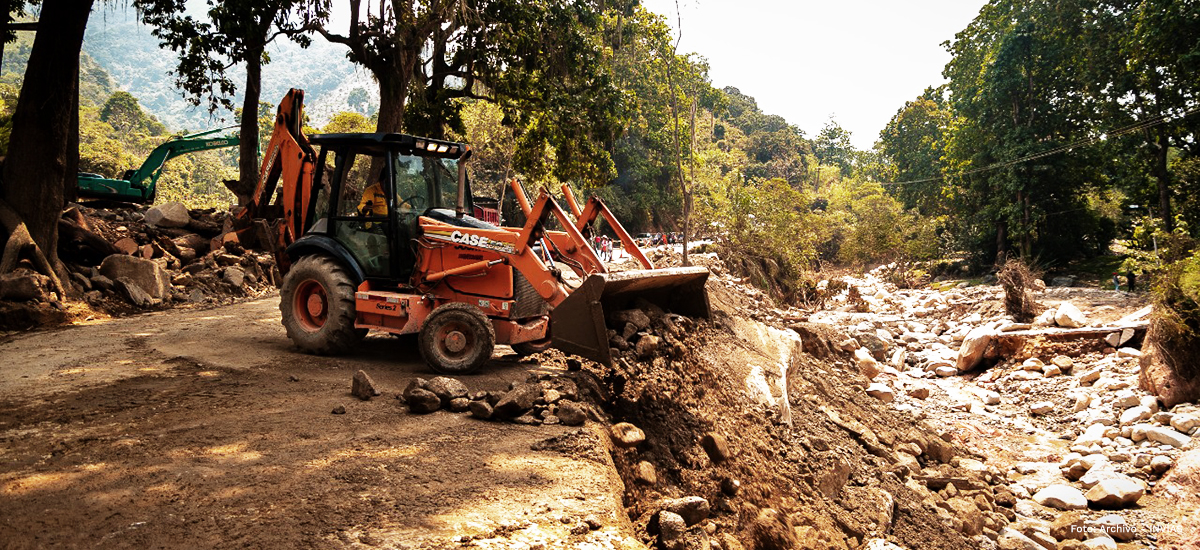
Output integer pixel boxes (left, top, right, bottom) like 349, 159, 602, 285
76, 126, 240, 204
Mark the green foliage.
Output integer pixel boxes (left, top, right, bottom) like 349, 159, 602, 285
100, 91, 166, 135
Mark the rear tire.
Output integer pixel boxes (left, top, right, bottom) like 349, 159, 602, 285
419, 302, 495, 374
280, 255, 364, 355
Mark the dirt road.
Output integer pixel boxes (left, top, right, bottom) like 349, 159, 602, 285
0, 296, 639, 550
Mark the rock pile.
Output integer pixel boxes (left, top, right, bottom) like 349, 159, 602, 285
1, 201, 279, 330
797, 265, 1194, 548
398, 374, 591, 427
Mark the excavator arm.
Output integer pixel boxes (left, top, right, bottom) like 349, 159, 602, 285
227, 89, 317, 272
76, 126, 239, 203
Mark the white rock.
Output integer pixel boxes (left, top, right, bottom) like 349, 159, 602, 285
1085, 477, 1144, 507
998, 527, 1043, 550
1077, 368, 1102, 385
1139, 395, 1159, 413
1120, 406, 1152, 426
1032, 484, 1088, 510
1112, 390, 1140, 409
866, 383, 895, 403
1076, 424, 1109, 447
935, 366, 958, 377
1145, 426, 1191, 448
1073, 392, 1092, 412
856, 347, 881, 379
1171, 413, 1199, 434
1030, 401, 1055, 415
1116, 347, 1142, 358
1130, 424, 1152, 442
1043, 365, 1062, 377
956, 326, 996, 372
144, 202, 192, 228
1034, 309, 1057, 327
1022, 357, 1045, 371
1055, 302, 1088, 328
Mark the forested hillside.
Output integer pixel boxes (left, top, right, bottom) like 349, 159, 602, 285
0, 0, 1196, 287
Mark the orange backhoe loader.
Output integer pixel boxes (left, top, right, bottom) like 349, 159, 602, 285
229, 89, 709, 373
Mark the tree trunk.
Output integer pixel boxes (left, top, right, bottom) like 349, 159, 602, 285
0, 0, 94, 267
374, 65, 411, 134
1151, 128, 1173, 232
995, 219, 1008, 266
234, 42, 265, 203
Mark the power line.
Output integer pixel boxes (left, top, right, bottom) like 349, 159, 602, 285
880, 104, 1200, 187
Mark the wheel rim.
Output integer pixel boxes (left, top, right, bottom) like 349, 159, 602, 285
435, 321, 475, 360
294, 279, 328, 331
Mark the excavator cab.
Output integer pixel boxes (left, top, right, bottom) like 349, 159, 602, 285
301, 134, 474, 285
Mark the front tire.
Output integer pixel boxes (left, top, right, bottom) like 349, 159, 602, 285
419, 302, 495, 374
280, 255, 365, 355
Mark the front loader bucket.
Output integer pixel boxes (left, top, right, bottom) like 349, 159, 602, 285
550, 266, 711, 366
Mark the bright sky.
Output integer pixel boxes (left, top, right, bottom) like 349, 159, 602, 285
639, 0, 987, 149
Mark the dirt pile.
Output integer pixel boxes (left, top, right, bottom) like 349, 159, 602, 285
519, 254, 1005, 550
0, 201, 278, 330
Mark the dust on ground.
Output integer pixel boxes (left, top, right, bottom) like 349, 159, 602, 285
0, 298, 640, 550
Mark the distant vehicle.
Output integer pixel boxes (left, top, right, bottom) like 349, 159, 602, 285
635, 233, 653, 246
77, 126, 240, 204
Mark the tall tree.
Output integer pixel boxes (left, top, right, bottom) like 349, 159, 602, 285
1, 0, 95, 279
813, 118, 854, 178
878, 88, 952, 215
137, 0, 328, 201
318, 0, 626, 184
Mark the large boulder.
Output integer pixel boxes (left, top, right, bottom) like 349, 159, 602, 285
144, 202, 192, 228
1054, 301, 1088, 328
956, 325, 996, 372
99, 255, 170, 299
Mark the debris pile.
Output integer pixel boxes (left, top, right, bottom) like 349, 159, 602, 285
0, 201, 278, 329
397, 374, 593, 427
802, 264, 1196, 548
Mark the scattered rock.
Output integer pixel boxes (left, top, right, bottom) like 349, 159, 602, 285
406, 388, 442, 414
610, 422, 646, 448
956, 325, 996, 372
99, 254, 170, 299
1051, 511, 1087, 541
1033, 485, 1088, 510
144, 202, 192, 228
448, 397, 470, 412
660, 496, 710, 526
426, 376, 470, 406
493, 383, 542, 418
468, 400, 494, 419
114, 277, 156, 308
700, 432, 731, 463
1055, 302, 1087, 328
556, 400, 586, 426
1029, 401, 1055, 416
1090, 514, 1135, 542
1085, 477, 1144, 508
1145, 426, 1191, 448
907, 386, 931, 399
635, 461, 657, 485
351, 370, 379, 400
332, 405, 346, 415
866, 382, 895, 402
657, 511, 687, 548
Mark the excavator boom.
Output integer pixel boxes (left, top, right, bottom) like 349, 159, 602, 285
76, 126, 240, 204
